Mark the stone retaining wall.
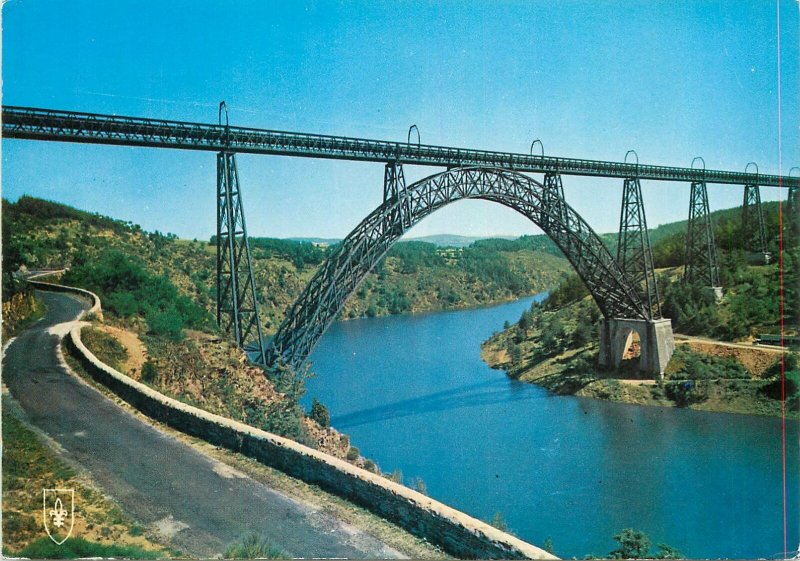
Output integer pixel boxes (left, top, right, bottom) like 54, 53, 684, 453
28, 277, 103, 320
50, 282, 552, 559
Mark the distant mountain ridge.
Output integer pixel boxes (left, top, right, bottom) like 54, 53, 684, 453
285, 234, 518, 248
402, 234, 517, 247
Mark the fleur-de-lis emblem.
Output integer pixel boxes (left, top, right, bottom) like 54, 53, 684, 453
43, 489, 75, 545
50, 497, 68, 527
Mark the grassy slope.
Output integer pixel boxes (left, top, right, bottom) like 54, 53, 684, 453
1, 402, 174, 556
481, 294, 796, 418
4, 196, 570, 335
482, 199, 799, 418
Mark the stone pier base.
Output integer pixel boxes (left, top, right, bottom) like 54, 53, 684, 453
598, 318, 675, 379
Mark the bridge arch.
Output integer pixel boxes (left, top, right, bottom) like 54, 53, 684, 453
268, 167, 647, 369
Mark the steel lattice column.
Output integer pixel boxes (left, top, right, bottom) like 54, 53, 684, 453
684, 181, 721, 288
617, 177, 661, 319
383, 161, 411, 231
742, 184, 768, 255
789, 186, 799, 235
216, 151, 267, 364
542, 172, 567, 232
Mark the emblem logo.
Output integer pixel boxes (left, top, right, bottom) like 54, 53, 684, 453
43, 489, 75, 545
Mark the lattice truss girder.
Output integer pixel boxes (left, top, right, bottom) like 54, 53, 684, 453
616, 178, 662, 320
742, 184, 768, 254
5, 106, 797, 187
684, 181, 720, 287
216, 151, 266, 364
268, 167, 648, 369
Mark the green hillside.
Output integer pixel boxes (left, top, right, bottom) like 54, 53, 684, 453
480, 200, 799, 417
2, 196, 571, 336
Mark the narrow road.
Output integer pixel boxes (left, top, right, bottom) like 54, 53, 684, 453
673, 333, 786, 353
2, 290, 404, 559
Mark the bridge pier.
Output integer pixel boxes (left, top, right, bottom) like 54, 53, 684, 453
742, 164, 770, 265
684, 179, 722, 295
598, 318, 675, 379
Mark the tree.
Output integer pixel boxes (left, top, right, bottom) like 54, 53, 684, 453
489, 512, 508, 532
608, 528, 651, 559
309, 398, 330, 428
543, 537, 554, 554
654, 543, 683, 559
572, 316, 593, 347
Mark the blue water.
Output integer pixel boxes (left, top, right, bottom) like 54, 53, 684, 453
304, 295, 799, 559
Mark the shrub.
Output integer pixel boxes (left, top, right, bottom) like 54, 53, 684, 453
760, 370, 800, 401
489, 511, 508, 531
141, 361, 158, 383
664, 380, 708, 407
262, 403, 312, 446
224, 534, 287, 559
146, 308, 185, 341
346, 446, 360, 461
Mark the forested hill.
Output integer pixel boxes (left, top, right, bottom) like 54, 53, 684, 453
2, 196, 570, 335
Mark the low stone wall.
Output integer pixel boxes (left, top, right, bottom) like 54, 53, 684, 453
28, 277, 103, 320
44, 280, 552, 559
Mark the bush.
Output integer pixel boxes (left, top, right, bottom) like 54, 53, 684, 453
664, 380, 708, 407
224, 534, 287, 559
262, 403, 311, 446
490, 511, 508, 531
760, 370, 800, 401
141, 361, 158, 383
308, 398, 330, 428
346, 446, 360, 461
146, 308, 185, 341
388, 468, 403, 483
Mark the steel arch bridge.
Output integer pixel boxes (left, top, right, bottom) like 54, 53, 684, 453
267, 166, 647, 370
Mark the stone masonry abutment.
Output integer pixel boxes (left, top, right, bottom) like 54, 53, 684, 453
598, 318, 675, 379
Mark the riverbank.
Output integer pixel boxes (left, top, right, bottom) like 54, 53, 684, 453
481, 304, 798, 419
306, 291, 798, 558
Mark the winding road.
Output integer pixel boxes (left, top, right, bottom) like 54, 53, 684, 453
2, 290, 404, 558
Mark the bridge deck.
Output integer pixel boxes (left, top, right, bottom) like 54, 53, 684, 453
2, 106, 795, 188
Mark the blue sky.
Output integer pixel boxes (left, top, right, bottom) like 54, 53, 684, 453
2, 1, 798, 240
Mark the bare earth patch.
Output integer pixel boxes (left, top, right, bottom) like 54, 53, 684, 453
97, 324, 148, 378
677, 339, 781, 377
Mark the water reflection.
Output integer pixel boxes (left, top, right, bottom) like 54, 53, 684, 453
307, 296, 798, 558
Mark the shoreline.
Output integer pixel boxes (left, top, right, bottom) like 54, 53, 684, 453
481, 336, 798, 420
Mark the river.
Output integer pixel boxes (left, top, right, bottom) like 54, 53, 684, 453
303, 295, 799, 559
